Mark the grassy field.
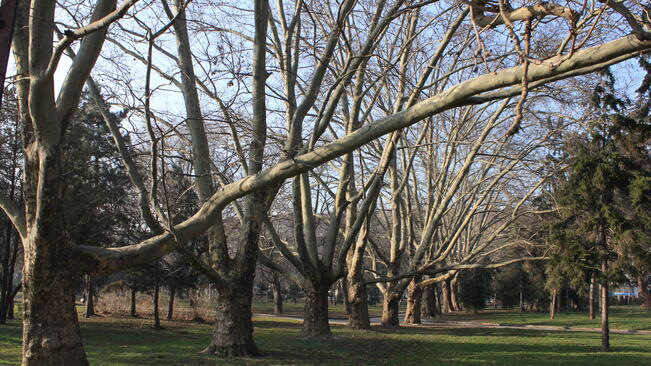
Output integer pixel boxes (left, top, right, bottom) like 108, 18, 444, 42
2, 311, 651, 365
437, 306, 651, 331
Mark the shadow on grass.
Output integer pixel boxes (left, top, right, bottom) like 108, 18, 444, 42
4, 317, 651, 366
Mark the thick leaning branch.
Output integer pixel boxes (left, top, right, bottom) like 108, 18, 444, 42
0, 194, 26, 240
470, 2, 577, 28
73, 34, 651, 275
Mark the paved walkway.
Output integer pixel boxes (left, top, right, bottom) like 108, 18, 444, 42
253, 313, 651, 335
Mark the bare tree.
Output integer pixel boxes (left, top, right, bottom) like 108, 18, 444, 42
0, 0, 649, 364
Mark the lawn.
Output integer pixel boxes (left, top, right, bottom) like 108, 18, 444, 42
436, 306, 651, 331
2, 313, 651, 365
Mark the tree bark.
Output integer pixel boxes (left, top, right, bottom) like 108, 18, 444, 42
167, 286, 176, 320
201, 282, 259, 357
84, 275, 95, 318
188, 290, 201, 321
22, 265, 88, 366
589, 275, 596, 319
404, 278, 422, 324
421, 284, 440, 318
346, 229, 371, 329
130, 286, 137, 317
346, 273, 370, 329
302, 282, 332, 338
153, 275, 161, 329
19, 126, 89, 366
271, 272, 283, 315
381, 289, 401, 327
342, 277, 350, 315
441, 279, 454, 313
450, 275, 461, 311
601, 266, 610, 352
550, 289, 556, 320
7, 288, 15, 319
565, 286, 570, 314
638, 276, 651, 308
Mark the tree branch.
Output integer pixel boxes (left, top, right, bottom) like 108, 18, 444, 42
0, 193, 26, 240
73, 34, 650, 275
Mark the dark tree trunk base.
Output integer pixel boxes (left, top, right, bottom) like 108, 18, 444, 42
421, 283, 440, 318
381, 292, 401, 327
442, 279, 454, 313
347, 301, 370, 330
22, 270, 89, 366
302, 282, 332, 338
271, 272, 283, 315
130, 286, 137, 318
204, 283, 259, 358
167, 286, 176, 320
85, 275, 95, 318
347, 275, 370, 330
404, 279, 422, 324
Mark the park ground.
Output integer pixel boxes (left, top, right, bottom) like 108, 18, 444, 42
2, 304, 651, 365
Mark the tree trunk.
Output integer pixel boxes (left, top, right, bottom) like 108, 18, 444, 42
271, 272, 283, 315
7, 289, 15, 319
441, 279, 453, 313
22, 261, 88, 366
20, 137, 89, 366
404, 278, 422, 324
638, 276, 651, 308
450, 276, 461, 311
601, 265, 610, 352
381, 290, 401, 327
565, 286, 570, 314
346, 231, 370, 329
427, 283, 442, 318
421, 284, 435, 318
201, 282, 259, 357
494, 287, 498, 310
302, 282, 332, 338
346, 273, 370, 329
550, 289, 556, 320
130, 286, 137, 317
85, 275, 95, 318
167, 286, 176, 320
435, 284, 443, 315
153, 276, 161, 329
188, 289, 202, 322
589, 275, 596, 319
342, 277, 350, 316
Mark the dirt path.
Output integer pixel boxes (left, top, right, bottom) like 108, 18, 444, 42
253, 313, 651, 335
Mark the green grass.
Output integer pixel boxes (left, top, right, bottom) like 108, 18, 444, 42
3, 313, 651, 365
437, 306, 651, 331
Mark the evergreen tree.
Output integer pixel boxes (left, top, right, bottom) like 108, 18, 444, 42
458, 268, 493, 314
0, 88, 22, 324
548, 64, 651, 351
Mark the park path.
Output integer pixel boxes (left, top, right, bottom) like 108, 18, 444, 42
253, 313, 651, 335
